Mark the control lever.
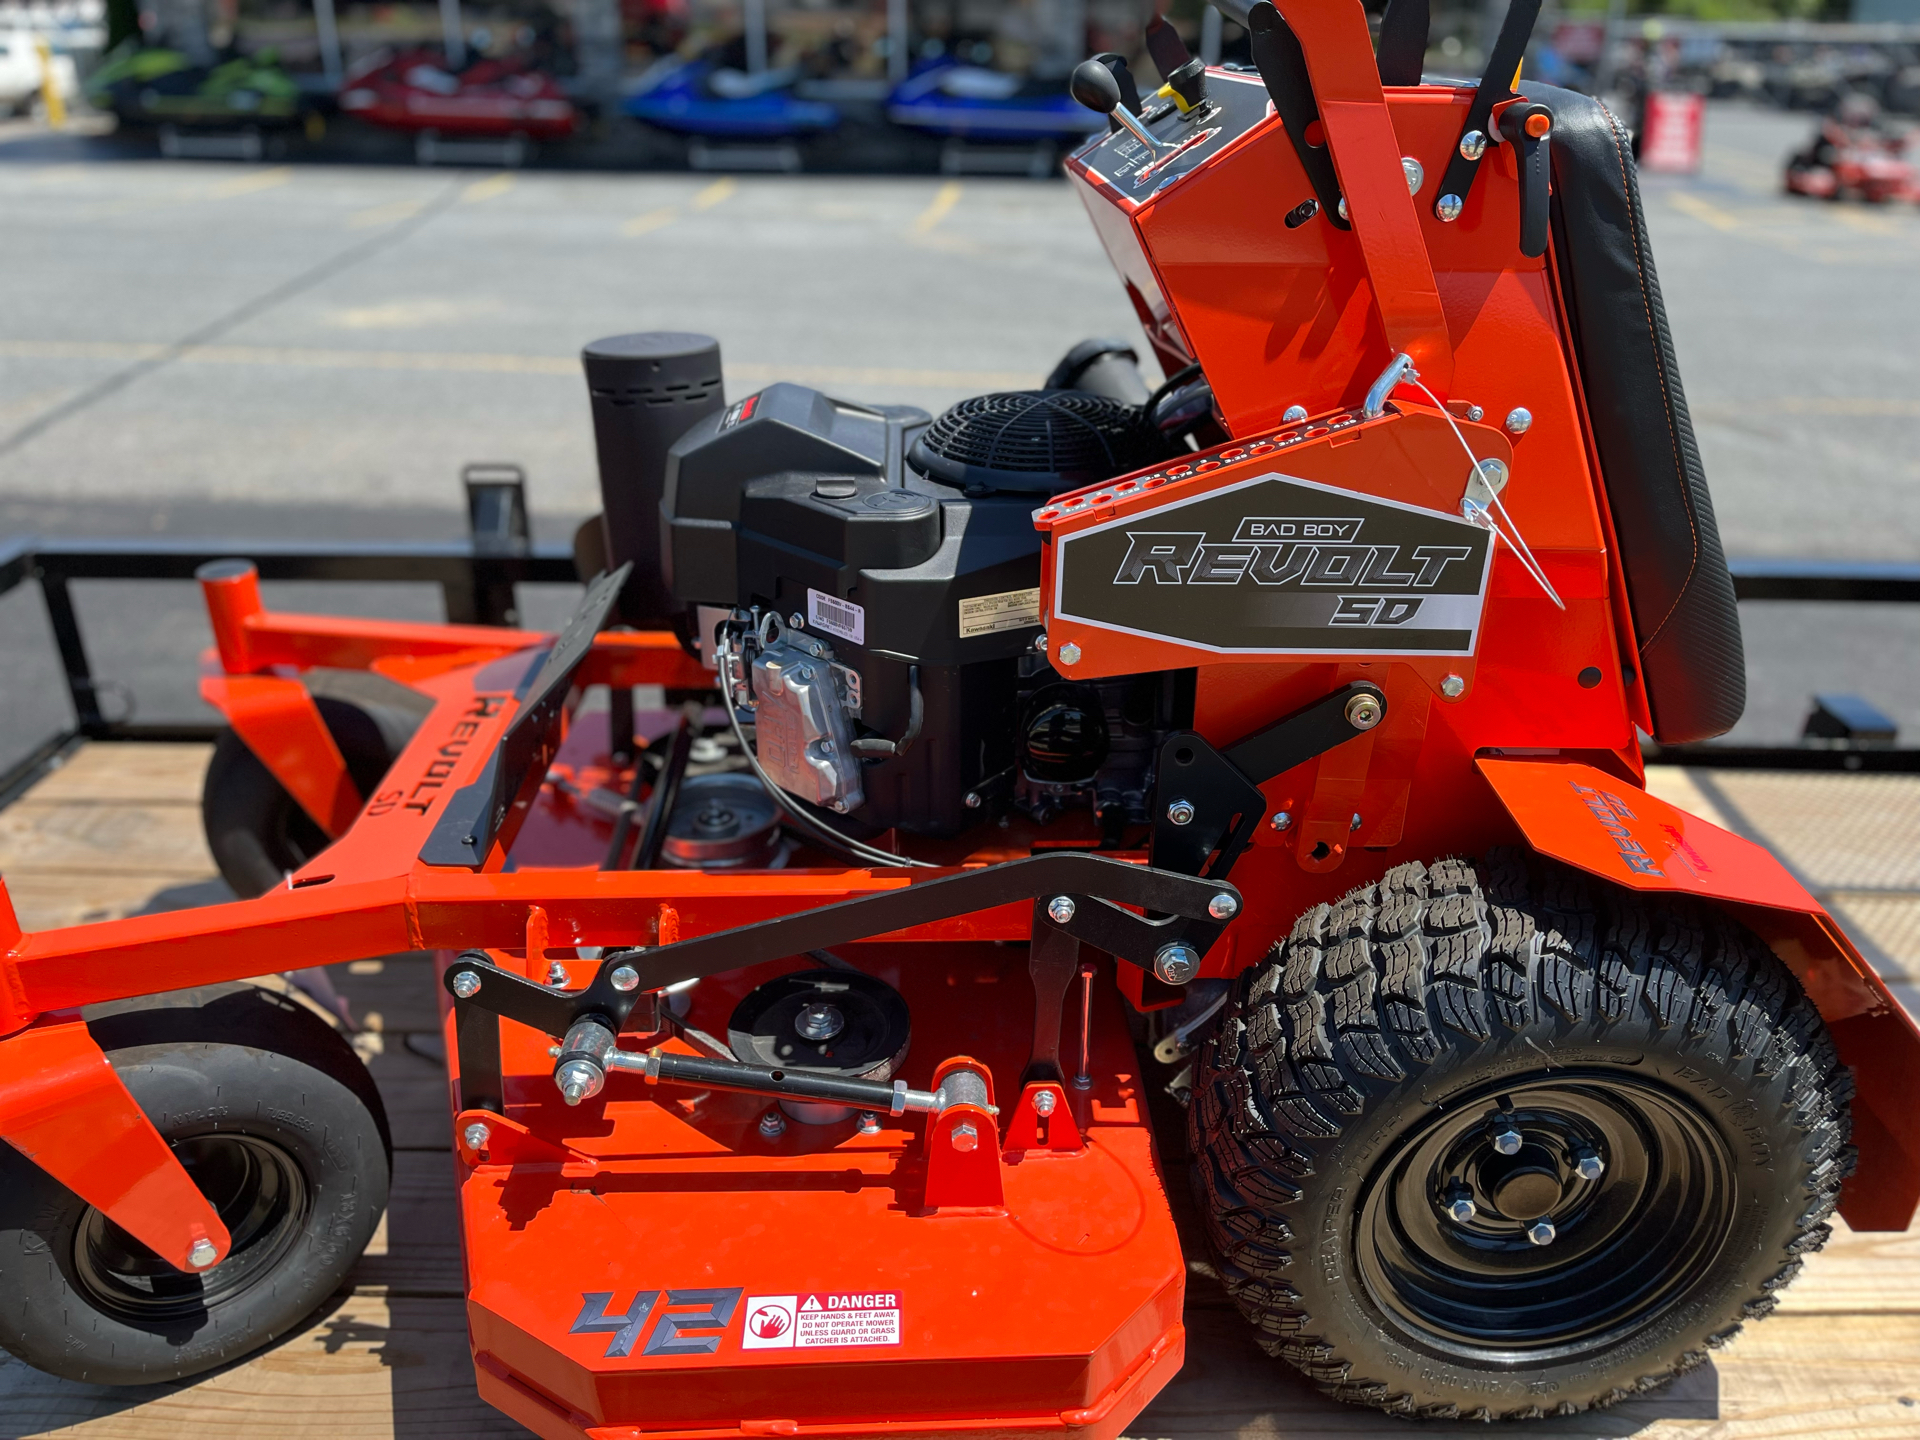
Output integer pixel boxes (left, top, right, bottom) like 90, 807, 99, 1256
1498, 101, 1554, 258
1071, 59, 1172, 155
1245, 1, 1349, 230
1086, 51, 1141, 129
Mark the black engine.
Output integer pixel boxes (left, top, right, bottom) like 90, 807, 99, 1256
584, 332, 1209, 844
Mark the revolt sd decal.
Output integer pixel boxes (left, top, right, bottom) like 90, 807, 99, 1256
1053, 472, 1494, 656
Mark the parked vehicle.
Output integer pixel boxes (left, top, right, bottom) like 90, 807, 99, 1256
338, 48, 578, 141
622, 51, 839, 140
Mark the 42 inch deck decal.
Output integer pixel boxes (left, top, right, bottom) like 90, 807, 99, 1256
1053, 472, 1494, 656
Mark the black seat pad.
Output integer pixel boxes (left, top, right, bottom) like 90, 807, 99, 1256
1523, 82, 1745, 743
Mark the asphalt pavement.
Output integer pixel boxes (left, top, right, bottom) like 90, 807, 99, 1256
1, 101, 1916, 770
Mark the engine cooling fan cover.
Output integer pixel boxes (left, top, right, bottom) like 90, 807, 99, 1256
908, 389, 1160, 494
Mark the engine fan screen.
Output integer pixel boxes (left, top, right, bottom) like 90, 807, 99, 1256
1070, 70, 1273, 207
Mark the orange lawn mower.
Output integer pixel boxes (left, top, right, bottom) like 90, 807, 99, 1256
2, 0, 1917, 1431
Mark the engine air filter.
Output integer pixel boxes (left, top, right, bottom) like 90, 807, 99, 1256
908, 389, 1160, 494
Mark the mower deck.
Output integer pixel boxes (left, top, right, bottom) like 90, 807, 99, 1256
455, 943, 1185, 1439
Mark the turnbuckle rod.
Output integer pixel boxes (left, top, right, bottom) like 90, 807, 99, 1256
612, 1050, 944, 1115
552, 1017, 947, 1113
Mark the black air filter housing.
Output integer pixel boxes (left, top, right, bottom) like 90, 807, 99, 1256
909, 390, 1160, 494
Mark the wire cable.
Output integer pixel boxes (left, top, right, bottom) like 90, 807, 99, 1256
1408, 377, 1565, 610
718, 643, 936, 869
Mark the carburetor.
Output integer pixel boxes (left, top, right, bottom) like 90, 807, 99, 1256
722, 613, 865, 814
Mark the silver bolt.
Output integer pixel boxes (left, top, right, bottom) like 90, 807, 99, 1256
1477, 457, 1510, 493
1466, 404, 1485, 422
964, 791, 982, 809
1344, 692, 1383, 730
1282, 404, 1308, 424
1436, 192, 1464, 222
1033, 631, 1048, 653
609, 964, 640, 993
796, 1001, 845, 1042
950, 1121, 979, 1152
1505, 406, 1533, 435
790, 612, 805, 629
759, 1109, 787, 1139
1527, 1218, 1558, 1246
463, 1121, 491, 1151
1047, 895, 1076, 924
547, 960, 570, 987
1154, 943, 1201, 986
1337, 196, 1348, 221
857, 1111, 881, 1134
1033, 1089, 1057, 1116
556, 1060, 603, 1106
1575, 1148, 1606, 1181
1270, 810, 1293, 831
1445, 1194, 1477, 1224
1207, 892, 1239, 920
1440, 673, 1466, 700
1401, 156, 1424, 194
1057, 641, 1082, 666
1350, 813, 1363, 832
187, 1238, 218, 1269
1491, 1124, 1523, 1156
1166, 799, 1195, 826
451, 970, 482, 999
1459, 129, 1488, 161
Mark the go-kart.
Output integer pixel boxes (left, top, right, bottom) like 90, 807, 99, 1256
623, 52, 839, 140
1784, 101, 1920, 203
338, 47, 578, 141
85, 41, 308, 129
4, 0, 1917, 1431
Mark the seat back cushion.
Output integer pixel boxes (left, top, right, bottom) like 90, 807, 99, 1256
1524, 81, 1745, 743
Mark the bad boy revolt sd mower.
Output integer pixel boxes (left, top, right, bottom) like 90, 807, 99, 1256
2, 0, 1916, 1431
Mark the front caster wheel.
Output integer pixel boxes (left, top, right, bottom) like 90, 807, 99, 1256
1190, 852, 1855, 1420
0, 986, 390, 1384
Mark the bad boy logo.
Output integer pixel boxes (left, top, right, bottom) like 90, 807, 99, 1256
1055, 473, 1493, 656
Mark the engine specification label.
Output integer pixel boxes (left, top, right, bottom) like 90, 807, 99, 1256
741, 1291, 902, 1350
807, 588, 866, 645
958, 586, 1041, 638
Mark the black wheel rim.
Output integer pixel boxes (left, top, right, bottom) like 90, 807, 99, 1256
1355, 1070, 1736, 1361
73, 1134, 310, 1322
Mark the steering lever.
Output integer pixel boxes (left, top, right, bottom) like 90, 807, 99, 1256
1499, 101, 1554, 258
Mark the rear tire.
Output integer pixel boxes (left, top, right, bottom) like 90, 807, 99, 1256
1189, 851, 1855, 1419
0, 986, 391, 1384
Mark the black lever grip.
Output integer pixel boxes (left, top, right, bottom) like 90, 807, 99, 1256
1499, 101, 1553, 258
1431, 0, 1543, 221
1246, 0, 1349, 231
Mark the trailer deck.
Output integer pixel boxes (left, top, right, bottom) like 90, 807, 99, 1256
1, 742, 1916, 1439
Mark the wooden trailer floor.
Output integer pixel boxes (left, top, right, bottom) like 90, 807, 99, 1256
1, 744, 1917, 1440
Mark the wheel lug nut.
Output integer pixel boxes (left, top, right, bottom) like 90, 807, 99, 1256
1491, 1124, 1523, 1155
1575, 1148, 1605, 1181
1446, 1195, 1477, 1223
1527, 1219, 1557, 1246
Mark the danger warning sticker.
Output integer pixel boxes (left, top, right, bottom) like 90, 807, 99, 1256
740, 1292, 902, 1350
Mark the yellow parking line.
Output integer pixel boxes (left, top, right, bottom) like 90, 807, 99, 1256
463, 173, 515, 203
1827, 207, 1898, 236
1668, 191, 1741, 231
211, 167, 291, 198
623, 208, 680, 237
347, 198, 426, 229
691, 177, 738, 211
913, 181, 963, 234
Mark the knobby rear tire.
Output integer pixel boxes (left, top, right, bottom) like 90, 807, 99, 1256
1188, 850, 1855, 1419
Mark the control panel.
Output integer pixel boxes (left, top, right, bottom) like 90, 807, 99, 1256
1068, 67, 1272, 209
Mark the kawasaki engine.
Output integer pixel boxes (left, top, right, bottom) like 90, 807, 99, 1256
583, 332, 1215, 844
